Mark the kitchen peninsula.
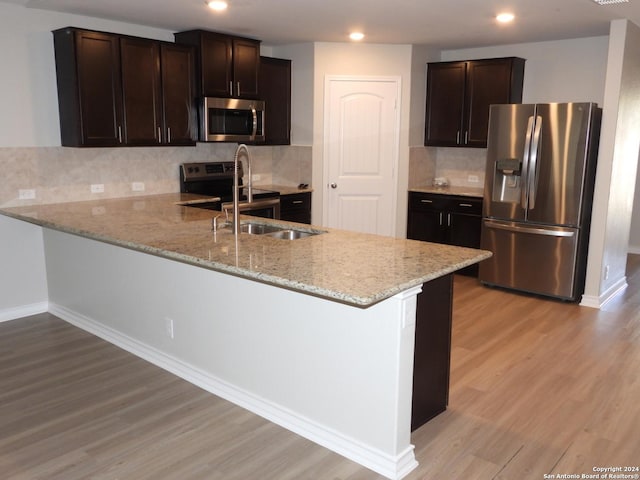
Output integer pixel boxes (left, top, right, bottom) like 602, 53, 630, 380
0, 194, 490, 480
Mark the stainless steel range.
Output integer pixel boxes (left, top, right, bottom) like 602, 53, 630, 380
180, 162, 281, 219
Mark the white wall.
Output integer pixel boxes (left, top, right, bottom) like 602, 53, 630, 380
310, 42, 415, 236
0, 2, 174, 148
583, 20, 640, 306
0, 215, 48, 321
270, 43, 315, 146
441, 36, 609, 105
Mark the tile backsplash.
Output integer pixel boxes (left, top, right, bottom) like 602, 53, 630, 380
0, 144, 312, 208
409, 146, 487, 189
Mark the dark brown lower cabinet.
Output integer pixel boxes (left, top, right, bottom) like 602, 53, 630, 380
407, 191, 483, 276
412, 274, 453, 431
279, 192, 311, 224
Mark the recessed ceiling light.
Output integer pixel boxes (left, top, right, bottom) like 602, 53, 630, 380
207, 0, 228, 11
349, 32, 365, 41
496, 12, 515, 23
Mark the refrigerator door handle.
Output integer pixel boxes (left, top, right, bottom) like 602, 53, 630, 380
484, 219, 576, 237
520, 116, 536, 209
528, 115, 543, 210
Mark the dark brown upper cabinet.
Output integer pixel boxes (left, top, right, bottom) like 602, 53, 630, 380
54, 29, 123, 147
159, 44, 198, 145
53, 27, 196, 147
259, 56, 291, 145
425, 57, 525, 148
175, 30, 260, 99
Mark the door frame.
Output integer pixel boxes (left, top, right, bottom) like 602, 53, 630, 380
322, 75, 402, 236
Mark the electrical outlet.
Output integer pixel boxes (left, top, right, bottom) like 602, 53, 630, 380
91, 183, 105, 194
165, 318, 175, 339
468, 175, 480, 184
132, 182, 145, 192
18, 189, 36, 200
251, 174, 262, 182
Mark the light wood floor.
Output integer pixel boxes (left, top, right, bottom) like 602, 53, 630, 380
2, 257, 639, 479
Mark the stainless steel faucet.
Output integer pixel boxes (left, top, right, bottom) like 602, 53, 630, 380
232, 143, 252, 235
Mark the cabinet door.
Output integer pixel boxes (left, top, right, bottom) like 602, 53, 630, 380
56, 29, 123, 147
424, 62, 466, 146
447, 198, 482, 276
160, 44, 196, 145
464, 58, 523, 148
200, 32, 233, 97
412, 274, 453, 430
120, 37, 162, 145
280, 192, 311, 224
259, 56, 291, 145
407, 193, 446, 243
408, 209, 445, 243
448, 212, 482, 248
233, 38, 260, 98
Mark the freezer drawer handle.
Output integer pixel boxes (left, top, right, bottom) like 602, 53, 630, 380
484, 220, 576, 237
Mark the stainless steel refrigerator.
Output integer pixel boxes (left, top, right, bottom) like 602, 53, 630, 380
479, 102, 601, 301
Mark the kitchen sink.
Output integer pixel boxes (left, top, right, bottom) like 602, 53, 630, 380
265, 229, 315, 240
240, 221, 324, 240
240, 222, 283, 235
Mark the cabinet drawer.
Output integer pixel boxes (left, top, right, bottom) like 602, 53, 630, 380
409, 192, 482, 214
408, 192, 449, 211
449, 198, 482, 216
280, 192, 311, 211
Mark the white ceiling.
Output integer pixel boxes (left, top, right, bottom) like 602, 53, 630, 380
3, 0, 640, 48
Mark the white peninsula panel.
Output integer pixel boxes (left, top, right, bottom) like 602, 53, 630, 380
44, 228, 419, 479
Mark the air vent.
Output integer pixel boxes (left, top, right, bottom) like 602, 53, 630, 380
592, 0, 629, 5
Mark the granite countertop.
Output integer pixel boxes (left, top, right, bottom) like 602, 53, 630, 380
259, 184, 313, 195
0, 193, 490, 307
409, 185, 484, 198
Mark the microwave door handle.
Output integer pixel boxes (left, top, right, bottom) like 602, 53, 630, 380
528, 116, 543, 210
251, 106, 257, 140
520, 115, 535, 209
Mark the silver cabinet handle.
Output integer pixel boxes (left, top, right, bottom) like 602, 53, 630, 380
439, 212, 443, 225
330, 183, 337, 189
167, 127, 171, 144
447, 213, 451, 227
292, 200, 303, 204
118, 126, 123, 143
464, 131, 468, 144
456, 131, 460, 144
229, 81, 233, 96
420, 199, 433, 203
237, 82, 241, 97
459, 203, 473, 207
157, 127, 162, 143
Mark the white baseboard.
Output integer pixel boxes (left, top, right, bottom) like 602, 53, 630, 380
580, 276, 627, 309
49, 302, 417, 480
0, 301, 48, 323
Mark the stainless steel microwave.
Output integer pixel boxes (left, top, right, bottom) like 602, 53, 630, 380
202, 97, 265, 143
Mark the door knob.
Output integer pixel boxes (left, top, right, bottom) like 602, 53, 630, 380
330, 183, 337, 189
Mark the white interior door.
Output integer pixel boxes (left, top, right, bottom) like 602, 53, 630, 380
324, 76, 400, 236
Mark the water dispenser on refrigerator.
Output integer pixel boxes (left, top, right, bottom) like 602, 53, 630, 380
492, 158, 521, 203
